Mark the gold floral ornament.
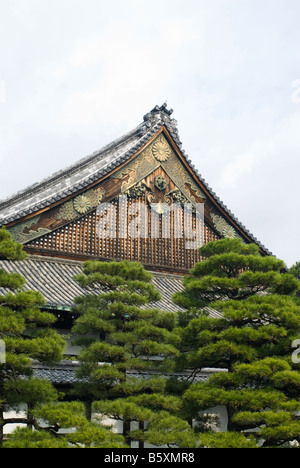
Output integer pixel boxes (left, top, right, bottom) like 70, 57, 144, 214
73, 195, 91, 214
152, 138, 171, 162
222, 226, 236, 238
56, 201, 77, 221
211, 213, 237, 239
56, 188, 105, 221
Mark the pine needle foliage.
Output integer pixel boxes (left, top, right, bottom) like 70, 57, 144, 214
174, 238, 300, 448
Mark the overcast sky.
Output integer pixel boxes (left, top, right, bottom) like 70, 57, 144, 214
0, 0, 299, 267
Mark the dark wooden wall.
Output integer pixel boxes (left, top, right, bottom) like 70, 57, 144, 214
25, 193, 219, 273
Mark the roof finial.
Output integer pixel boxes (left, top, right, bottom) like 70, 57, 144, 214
161, 102, 173, 116
144, 103, 174, 122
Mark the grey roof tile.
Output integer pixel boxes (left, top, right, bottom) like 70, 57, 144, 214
32, 361, 225, 385
0, 255, 228, 319
0, 255, 189, 313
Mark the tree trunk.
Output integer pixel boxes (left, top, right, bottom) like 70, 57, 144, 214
0, 405, 3, 448
139, 421, 144, 449
123, 419, 131, 447
85, 400, 92, 421
226, 405, 235, 432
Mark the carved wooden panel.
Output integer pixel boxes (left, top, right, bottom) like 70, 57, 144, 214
26, 180, 220, 272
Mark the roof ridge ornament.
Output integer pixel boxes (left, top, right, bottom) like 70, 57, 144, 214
143, 103, 174, 122
142, 103, 181, 148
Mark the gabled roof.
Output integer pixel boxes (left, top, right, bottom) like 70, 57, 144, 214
0, 103, 272, 256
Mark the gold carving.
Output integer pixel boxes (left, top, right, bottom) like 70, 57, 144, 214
8, 215, 51, 244
112, 133, 205, 207
164, 188, 188, 205
211, 213, 237, 238
56, 187, 105, 221
113, 135, 172, 193
56, 201, 76, 221
115, 148, 159, 194
74, 195, 91, 214
154, 176, 167, 191
151, 202, 170, 214
152, 136, 171, 162
126, 180, 153, 198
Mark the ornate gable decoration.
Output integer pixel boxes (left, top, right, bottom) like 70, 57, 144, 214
113, 133, 206, 207
8, 187, 105, 244
0, 104, 272, 264
56, 188, 105, 221
6, 132, 246, 250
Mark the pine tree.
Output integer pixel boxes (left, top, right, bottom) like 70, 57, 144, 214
173, 238, 300, 448
93, 381, 197, 448
0, 227, 128, 448
0, 227, 67, 444
289, 262, 300, 280
71, 260, 186, 446
3, 401, 128, 448
289, 261, 300, 303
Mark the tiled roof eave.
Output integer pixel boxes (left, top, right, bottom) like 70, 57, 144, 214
32, 360, 226, 385
0, 255, 194, 315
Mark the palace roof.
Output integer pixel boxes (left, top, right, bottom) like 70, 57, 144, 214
0, 104, 272, 256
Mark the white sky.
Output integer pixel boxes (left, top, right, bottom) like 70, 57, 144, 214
0, 0, 299, 267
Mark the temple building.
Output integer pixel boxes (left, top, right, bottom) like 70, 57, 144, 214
0, 104, 271, 382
